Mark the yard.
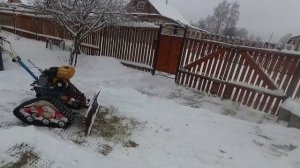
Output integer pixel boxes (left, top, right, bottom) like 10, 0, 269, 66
0, 31, 299, 168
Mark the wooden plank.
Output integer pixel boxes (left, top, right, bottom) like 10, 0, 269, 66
148, 29, 157, 66
200, 42, 208, 58
133, 28, 140, 62
232, 53, 243, 81
277, 56, 291, 89
214, 49, 226, 79
295, 86, 300, 99
237, 89, 246, 103
129, 28, 135, 62
238, 59, 248, 82
222, 85, 234, 100
185, 40, 195, 86
197, 76, 204, 91
140, 29, 147, 65
267, 54, 279, 76
102, 27, 108, 56
114, 28, 120, 58
210, 82, 220, 95
145, 29, 153, 66
118, 28, 124, 59
241, 52, 277, 90
271, 98, 282, 115
286, 58, 300, 97
281, 57, 299, 91
232, 88, 241, 102
180, 39, 191, 85
226, 50, 240, 81
184, 49, 225, 70
242, 90, 251, 105
264, 96, 275, 113
259, 95, 269, 111
253, 93, 263, 110
137, 29, 144, 63
124, 27, 131, 61
218, 49, 234, 96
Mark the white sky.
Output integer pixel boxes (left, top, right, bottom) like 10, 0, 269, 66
169, 0, 300, 42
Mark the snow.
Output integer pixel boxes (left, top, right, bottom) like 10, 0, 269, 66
0, 31, 300, 168
281, 98, 300, 116
229, 81, 285, 96
148, 0, 190, 25
281, 49, 300, 55
21, 0, 31, 5
118, 21, 159, 28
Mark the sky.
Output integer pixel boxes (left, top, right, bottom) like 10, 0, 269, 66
168, 0, 300, 42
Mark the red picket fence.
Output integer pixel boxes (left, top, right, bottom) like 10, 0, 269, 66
0, 10, 159, 68
176, 38, 300, 115
1, 9, 300, 115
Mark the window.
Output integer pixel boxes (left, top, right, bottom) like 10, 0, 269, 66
137, 2, 145, 10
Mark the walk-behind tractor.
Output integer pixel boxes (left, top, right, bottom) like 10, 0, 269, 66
0, 37, 100, 135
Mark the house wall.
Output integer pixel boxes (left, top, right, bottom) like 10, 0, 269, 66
126, 0, 159, 14
288, 36, 300, 51
7, 0, 22, 3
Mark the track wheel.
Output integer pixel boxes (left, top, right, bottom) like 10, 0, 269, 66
42, 118, 50, 125
26, 116, 34, 123
58, 121, 66, 128
55, 79, 67, 89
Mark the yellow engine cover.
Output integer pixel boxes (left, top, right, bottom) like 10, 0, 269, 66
56, 66, 75, 80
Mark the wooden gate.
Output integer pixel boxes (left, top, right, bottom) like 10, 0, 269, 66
155, 35, 183, 74
176, 38, 300, 115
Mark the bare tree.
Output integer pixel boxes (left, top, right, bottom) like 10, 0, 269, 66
235, 28, 248, 38
198, 0, 246, 37
279, 33, 293, 44
248, 34, 262, 41
213, 0, 230, 34
223, 1, 239, 35
26, 0, 126, 66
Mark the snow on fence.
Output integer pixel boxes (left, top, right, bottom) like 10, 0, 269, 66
187, 31, 296, 52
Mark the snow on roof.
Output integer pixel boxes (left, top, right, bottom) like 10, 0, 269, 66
148, 0, 189, 25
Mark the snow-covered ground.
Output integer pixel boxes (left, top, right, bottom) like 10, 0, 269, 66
0, 31, 299, 168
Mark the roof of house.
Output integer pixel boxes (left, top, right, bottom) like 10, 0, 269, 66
288, 35, 300, 43
130, 0, 189, 26
148, 0, 189, 25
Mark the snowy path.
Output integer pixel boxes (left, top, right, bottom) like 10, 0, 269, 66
0, 31, 299, 168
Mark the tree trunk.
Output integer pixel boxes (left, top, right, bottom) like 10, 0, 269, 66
69, 36, 81, 66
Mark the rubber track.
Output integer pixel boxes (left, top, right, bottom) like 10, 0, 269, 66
13, 97, 75, 129
68, 82, 87, 109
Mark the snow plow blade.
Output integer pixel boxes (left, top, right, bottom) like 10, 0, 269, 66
84, 91, 101, 136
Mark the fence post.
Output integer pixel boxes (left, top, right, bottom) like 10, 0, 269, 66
0, 36, 4, 71
175, 26, 188, 83
35, 13, 38, 40
286, 63, 300, 98
13, 8, 16, 34
151, 25, 163, 75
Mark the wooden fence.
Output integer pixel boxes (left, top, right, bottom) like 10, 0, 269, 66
176, 37, 300, 115
0, 10, 159, 69
1, 9, 300, 115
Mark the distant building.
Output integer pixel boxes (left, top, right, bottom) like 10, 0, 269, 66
126, 0, 206, 36
288, 36, 300, 51
7, 0, 21, 3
